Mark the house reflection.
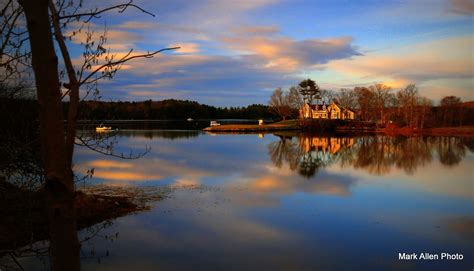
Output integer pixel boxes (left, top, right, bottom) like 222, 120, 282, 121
300, 136, 354, 155
268, 134, 471, 178
268, 134, 355, 178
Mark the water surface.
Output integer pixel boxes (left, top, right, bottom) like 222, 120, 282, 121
27, 131, 474, 270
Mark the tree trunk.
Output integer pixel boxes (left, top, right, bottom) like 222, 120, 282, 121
19, 0, 81, 270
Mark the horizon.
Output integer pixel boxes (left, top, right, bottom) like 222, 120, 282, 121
64, 0, 473, 107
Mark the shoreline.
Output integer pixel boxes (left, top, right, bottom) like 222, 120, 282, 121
0, 182, 168, 255
203, 120, 474, 137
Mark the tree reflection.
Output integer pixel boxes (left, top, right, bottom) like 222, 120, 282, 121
435, 137, 466, 167
268, 135, 299, 169
267, 134, 470, 177
0, 219, 117, 270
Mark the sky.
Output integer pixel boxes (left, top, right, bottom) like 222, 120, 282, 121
66, 0, 474, 106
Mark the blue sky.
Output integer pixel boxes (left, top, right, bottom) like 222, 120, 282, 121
67, 0, 474, 106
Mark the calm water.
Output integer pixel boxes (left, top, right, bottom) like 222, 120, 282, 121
27, 131, 474, 270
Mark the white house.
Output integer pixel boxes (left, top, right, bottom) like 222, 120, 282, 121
300, 101, 355, 120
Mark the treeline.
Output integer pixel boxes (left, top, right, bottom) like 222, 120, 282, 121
0, 96, 277, 121
76, 99, 276, 120
335, 84, 473, 128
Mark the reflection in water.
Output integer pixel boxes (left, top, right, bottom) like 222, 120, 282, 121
118, 130, 200, 140
447, 217, 474, 241
268, 134, 472, 177
0, 220, 116, 270
436, 137, 466, 167
268, 135, 355, 178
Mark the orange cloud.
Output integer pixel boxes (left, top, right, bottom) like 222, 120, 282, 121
87, 160, 133, 169
450, 0, 474, 15
93, 171, 162, 181
169, 43, 200, 54
325, 35, 473, 91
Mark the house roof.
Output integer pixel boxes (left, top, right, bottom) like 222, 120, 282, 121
332, 101, 355, 113
305, 101, 355, 113
307, 104, 327, 111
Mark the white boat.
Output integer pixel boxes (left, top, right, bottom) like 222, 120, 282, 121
187, 118, 194, 121
96, 125, 112, 132
210, 121, 220, 127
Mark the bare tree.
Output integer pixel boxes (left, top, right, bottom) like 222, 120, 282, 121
354, 86, 374, 121
335, 88, 357, 109
418, 96, 432, 129
287, 86, 303, 110
396, 84, 419, 128
269, 87, 292, 120
319, 89, 335, 104
370, 84, 393, 124
1, 1, 178, 270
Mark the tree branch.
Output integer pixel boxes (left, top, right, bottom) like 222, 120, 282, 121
79, 47, 179, 85
58, 0, 155, 23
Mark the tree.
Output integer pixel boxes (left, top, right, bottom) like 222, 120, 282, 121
440, 96, 462, 106
335, 88, 357, 109
1, 1, 178, 270
287, 86, 303, 110
298, 78, 320, 104
418, 96, 432, 129
354, 86, 374, 121
440, 96, 462, 126
370, 84, 393, 124
269, 87, 292, 120
396, 84, 419, 128
319, 89, 335, 104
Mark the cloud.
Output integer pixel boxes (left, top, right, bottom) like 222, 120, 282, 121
324, 35, 473, 96
62, 0, 472, 105
92, 30, 360, 103
221, 35, 360, 72
450, 0, 474, 15
66, 22, 142, 51
169, 42, 200, 54
230, 25, 280, 36
94, 53, 299, 103
176, 0, 278, 27
87, 160, 133, 169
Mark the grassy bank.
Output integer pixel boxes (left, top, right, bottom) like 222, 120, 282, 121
203, 119, 300, 132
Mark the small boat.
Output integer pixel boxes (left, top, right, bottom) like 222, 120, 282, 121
187, 118, 194, 121
210, 120, 220, 127
96, 124, 112, 132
